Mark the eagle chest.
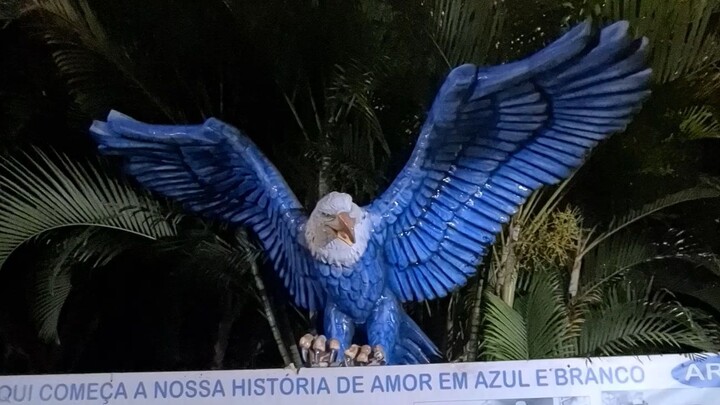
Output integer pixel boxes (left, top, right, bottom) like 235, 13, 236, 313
318, 248, 385, 322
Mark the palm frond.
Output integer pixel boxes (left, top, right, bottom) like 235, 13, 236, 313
30, 260, 72, 343
578, 286, 720, 356
429, 0, 507, 68
0, 147, 176, 269
677, 105, 720, 140
481, 271, 574, 360
576, 231, 654, 306
582, 187, 720, 256
522, 270, 575, 358
600, 0, 720, 83
21, 0, 178, 120
481, 290, 528, 360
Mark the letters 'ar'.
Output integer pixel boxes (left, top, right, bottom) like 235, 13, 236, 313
89, 20, 652, 366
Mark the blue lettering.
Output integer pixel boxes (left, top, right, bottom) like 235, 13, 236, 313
297, 377, 310, 394
116, 382, 128, 399
134, 382, 147, 399
337, 377, 350, 394
87, 382, 99, 400
198, 380, 211, 397
536, 369, 548, 386
453, 372, 467, 389
40, 384, 52, 401
100, 383, 113, 400
352, 376, 364, 393
555, 368, 568, 386
340, 376, 364, 393
600, 367, 613, 382
155, 379, 224, 399
370, 374, 429, 393
212, 380, 225, 397
616, 367, 629, 384
232, 379, 248, 396
570, 367, 582, 385
232, 377, 328, 396
439, 373, 451, 390
552, 366, 644, 385
631, 366, 644, 382
474, 372, 487, 388
0, 384, 32, 402
69, 383, 85, 400
441, 372, 465, 389
673, 355, 720, 387
55, 384, 68, 401
186, 380, 198, 398
170, 381, 184, 398
280, 378, 293, 395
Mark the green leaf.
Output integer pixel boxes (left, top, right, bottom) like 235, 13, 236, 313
677, 105, 720, 140
22, 0, 179, 120
578, 286, 720, 356
600, 0, 720, 83
523, 271, 576, 358
481, 290, 528, 360
429, 0, 507, 68
0, 147, 177, 269
31, 262, 72, 343
583, 187, 720, 256
481, 271, 575, 360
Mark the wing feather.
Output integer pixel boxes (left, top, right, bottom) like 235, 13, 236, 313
368, 20, 652, 302
90, 111, 323, 310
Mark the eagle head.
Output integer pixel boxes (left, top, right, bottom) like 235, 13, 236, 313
304, 191, 370, 266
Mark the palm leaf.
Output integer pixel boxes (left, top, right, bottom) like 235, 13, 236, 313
600, 0, 720, 83
677, 105, 720, 140
481, 290, 528, 360
582, 187, 720, 256
577, 232, 652, 306
429, 0, 507, 67
522, 270, 576, 358
31, 259, 72, 343
0, 147, 176, 269
578, 286, 720, 356
21, 0, 178, 120
482, 271, 574, 360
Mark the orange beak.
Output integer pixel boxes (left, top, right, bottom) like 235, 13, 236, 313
329, 211, 356, 245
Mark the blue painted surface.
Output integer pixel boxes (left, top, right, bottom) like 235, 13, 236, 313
89, 20, 652, 365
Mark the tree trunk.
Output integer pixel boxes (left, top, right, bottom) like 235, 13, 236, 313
444, 291, 458, 359
498, 225, 520, 307
212, 291, 242, 370
462, 273, 486, 361
250, 260, 293, 366
568, 237, 585, 297
277, 302, 303, 367
318, 155, 331, 198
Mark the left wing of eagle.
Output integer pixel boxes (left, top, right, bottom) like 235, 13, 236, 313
90, 111, 324, 311
367, 20, 652, 302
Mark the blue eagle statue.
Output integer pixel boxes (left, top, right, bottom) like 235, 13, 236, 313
89, 20, 651, 366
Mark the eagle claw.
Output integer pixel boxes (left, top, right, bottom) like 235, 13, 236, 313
298, 335, 386, 367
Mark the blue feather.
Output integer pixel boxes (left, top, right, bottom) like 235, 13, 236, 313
368, 19, 651, 307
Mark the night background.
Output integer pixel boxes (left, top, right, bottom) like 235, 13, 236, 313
1, 0, 720, 375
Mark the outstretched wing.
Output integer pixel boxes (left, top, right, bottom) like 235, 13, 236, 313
90, 110, 324, 310
368, 20, 652, 302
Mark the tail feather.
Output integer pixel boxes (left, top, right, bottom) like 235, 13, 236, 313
394, 312, 442, 365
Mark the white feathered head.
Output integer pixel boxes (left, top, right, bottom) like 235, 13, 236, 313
304, 192, 370, 267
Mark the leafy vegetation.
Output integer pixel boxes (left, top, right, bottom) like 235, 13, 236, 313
0, 0, 719, 373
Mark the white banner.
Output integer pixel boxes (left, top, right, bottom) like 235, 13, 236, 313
1, 353, 719, 404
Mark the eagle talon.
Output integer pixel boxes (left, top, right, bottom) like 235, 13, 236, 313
369, 345, 386, 366
339, 344, 386, 366
299, 334, 345, 367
